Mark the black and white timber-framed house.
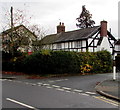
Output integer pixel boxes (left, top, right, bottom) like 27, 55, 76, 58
39, 21, 116, 53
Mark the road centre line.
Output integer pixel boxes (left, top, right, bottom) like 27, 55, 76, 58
6, 98, 39, 110
25, 82, 30, 84
55, 80, 62, 81
5, 80, 101, 98
52, 85, 60, 88
8, 80, 12, 81
48, 79, 68, 83
73, 89, 83, 92
46, 86, 53, 89
80, 93, 90, 96
37, 82, 43, 84
93, 96, 119, 106
64, 79, 68, 80
85, 91, 96, 95
0, 79, 7, 81
56, 88, 65, 91
31, 83, 37, 86
62, 87, 71, 90
42, 83, 50, 86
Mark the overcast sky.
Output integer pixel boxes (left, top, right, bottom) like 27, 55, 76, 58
0, 0, 119, 38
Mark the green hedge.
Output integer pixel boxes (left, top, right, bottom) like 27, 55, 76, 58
2, 50, 113, 74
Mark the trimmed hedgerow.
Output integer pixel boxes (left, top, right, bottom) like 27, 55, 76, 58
2, 50, 113, 75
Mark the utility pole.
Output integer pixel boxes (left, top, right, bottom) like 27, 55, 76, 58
10, 6, 14, 56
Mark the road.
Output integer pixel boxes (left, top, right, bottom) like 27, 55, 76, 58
1, 73, 119, 109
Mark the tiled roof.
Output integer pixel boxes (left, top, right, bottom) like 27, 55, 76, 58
1, 25, 37, 38
40, 26, 100, 45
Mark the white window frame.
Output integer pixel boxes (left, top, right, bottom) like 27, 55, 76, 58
57, 43, 62, 49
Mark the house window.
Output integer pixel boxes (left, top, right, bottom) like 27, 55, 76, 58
75, 41, 82, 48
57, 43, 62, 49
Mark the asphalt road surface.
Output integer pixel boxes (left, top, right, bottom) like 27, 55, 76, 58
1, 73, 119, 109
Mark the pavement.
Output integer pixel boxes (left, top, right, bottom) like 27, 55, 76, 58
95, 78, 120, 101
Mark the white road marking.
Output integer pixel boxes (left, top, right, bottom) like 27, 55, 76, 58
37, 82, 43, 85
0, 79, 6, 81
46, 86, 52, 89
55, 80, 63, 82
52, 85, 60, 88
85, 92, 96, 95
32, 84, 36, 86
48, 79, 68, 83
64, 79, 68, 80
8, 80, 12, 81
56, 88, 65, 91
26, 83, 34, 85
6, 98, 39, 110
73, 89, 83, 92
42, 84, 50, 86
62, 87, 71, 90
80, 93, 90, 96
25, 82, 30, 84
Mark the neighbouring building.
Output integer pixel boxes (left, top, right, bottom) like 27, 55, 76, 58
1, 25, 37, 53
39, 21, 117, 54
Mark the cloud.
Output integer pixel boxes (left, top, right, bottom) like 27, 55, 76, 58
0, 0, 119, 37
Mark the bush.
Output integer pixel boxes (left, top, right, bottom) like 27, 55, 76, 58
2, 50, 113, 75
2, 51, 27, 72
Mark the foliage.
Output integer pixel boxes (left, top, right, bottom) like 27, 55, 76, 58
2, 50, 113, 75
2, 51, 27, 71
2, 7, 46, 56
76, 5, 95, 28
80, 64, 93, 74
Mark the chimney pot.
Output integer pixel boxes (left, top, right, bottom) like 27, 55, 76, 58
59, 22, 61, 25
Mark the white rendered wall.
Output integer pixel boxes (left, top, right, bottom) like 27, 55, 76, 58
97, 37, 112, 53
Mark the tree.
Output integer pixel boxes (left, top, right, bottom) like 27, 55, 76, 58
76, 5, 95, 28
28, 24, 46, 40
2, 7, 45, 55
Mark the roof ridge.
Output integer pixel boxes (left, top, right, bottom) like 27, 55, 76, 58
64, 26, 100, 34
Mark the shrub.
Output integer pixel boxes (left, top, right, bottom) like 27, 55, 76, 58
2, 50, 113, 75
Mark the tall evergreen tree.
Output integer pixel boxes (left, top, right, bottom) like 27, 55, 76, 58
76, 5, 95, 28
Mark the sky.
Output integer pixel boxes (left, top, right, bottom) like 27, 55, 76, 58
0, 0, 119, 39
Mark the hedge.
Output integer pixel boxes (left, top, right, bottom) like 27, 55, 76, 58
2, 50, 113, 75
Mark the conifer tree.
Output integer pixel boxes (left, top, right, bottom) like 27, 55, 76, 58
76, 5, 95, 28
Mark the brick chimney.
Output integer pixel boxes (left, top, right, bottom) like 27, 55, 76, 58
57, 22, 65, 33
100, 21, 107, 37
